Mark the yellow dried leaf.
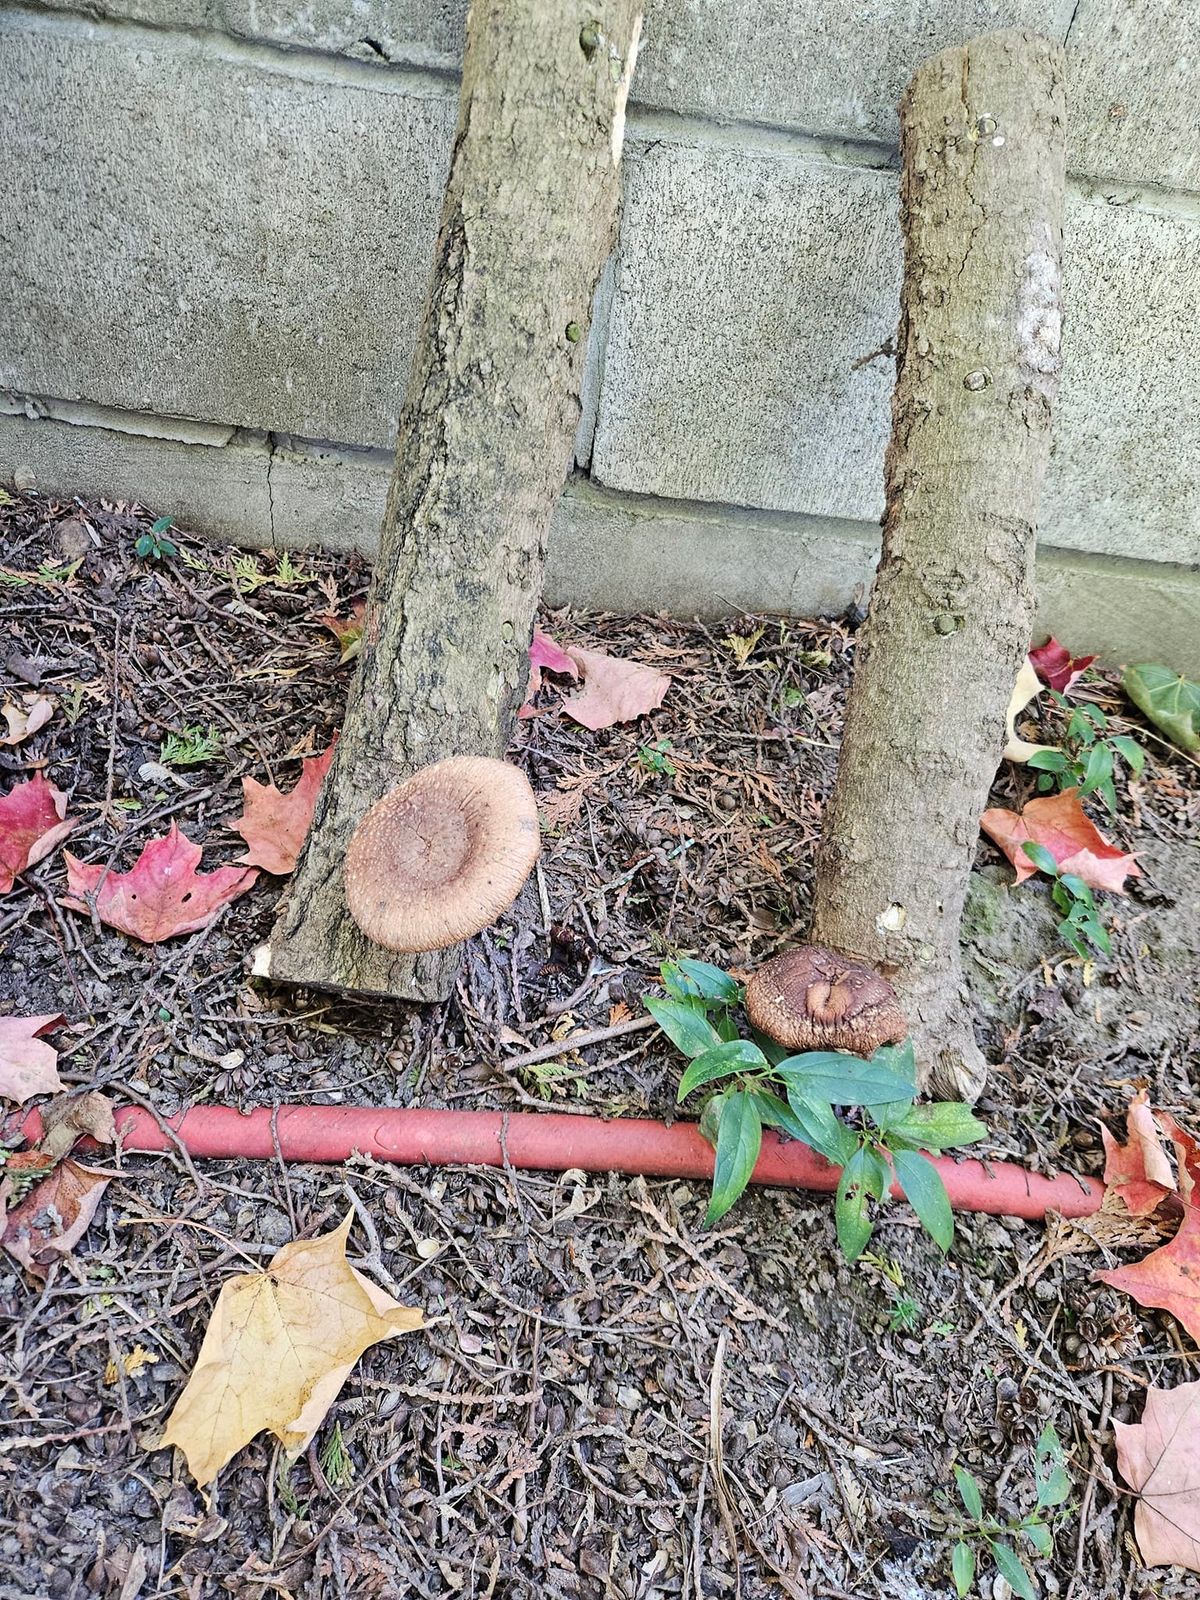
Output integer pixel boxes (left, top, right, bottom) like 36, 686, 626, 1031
105, 1344, 158, 1384
161, 1214, 422, 1486
1004, 658, 1058, 764
723, 626, 764, 666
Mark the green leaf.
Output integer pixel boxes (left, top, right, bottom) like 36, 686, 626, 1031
989, 1541, 1037, 1600
892, 1149, 954, 1251
1077, 740, 1113, 799
676, 959, 741, 1004
1110, 734, 1145, 776
1026, 749, 1067, 772
135, 533, 153, 557
1035, 1424, 1071, 1508
834, 1146, 883, 1260
1057, 873, 1095, 908
784, 1089, 859, 1166
698, 1090, 727, 1148
704, 1090, 762, 1226
660, 960, 702, 1002
643, 996, 722, 1060
1123, 662, 1200, 754
1024, 1521, 1053, 1557
951, 1541, 976, 1597
749, 1027, 792, 1067
713, 1011, 740, 1042
151, 514, 175, 535
954, 1465, 983, 1521
776, 1048, 916, 1106
1021, 841, 1060, 878
678, 1039, 767, 1100
886, 1101, 987, 1151
873, 1038, 917, 1088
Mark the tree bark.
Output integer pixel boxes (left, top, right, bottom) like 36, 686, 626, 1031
258, 0, 643, 1000
809, 31, 1066, 1100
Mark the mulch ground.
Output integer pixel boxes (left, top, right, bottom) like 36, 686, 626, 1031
1, 486, 1197, 1600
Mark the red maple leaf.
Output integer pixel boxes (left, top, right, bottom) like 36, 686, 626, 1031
519, 628, 580, 719
0, 1014, 66, 1106
62, 824, 257, 942
0, 773, 77, 893
1028, 636, 1097, 695
1097, 1104, 1200, 1343
980, 788, 1138, 892
232, 741, 336, 874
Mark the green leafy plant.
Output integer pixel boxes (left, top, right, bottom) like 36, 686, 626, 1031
643, 960, 985, 1253
1122, 661, 1200, 754
1026, 695, 1143, 811
318, 1421, 355, 1489
1019, 841, 1110, 959
637, 738, 677, 778
135, 514, 179, 561
947, 1424, 1071, 1598
160, 723, 222, 766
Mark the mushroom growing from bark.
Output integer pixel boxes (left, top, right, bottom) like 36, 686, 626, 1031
745, 945, 907, 1057
344, 756, 539, 952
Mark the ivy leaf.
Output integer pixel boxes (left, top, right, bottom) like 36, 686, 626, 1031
1123, 663, 1200, 754
704, 1090, 762, 1227
677, 1039, 766, 1100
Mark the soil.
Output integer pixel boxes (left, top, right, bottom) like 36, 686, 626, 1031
1, 485, 1197, 1600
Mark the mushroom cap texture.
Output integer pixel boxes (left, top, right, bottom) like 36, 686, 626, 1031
744, 945, 906, 1057
345, 756, 540, 952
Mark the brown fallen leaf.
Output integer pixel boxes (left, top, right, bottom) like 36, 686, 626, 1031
1101, 1090, 1179, 1217
0, 1013, 65, 1105
62, 824, 257, 942
160, 1213, 423, 1486
1115, 1380, 1200, 1571
563, 646, 670, 731
38, 1089, 118, 1163
317, 600, 366, 664
0, 695, 54, 747
1, 1152, 110, 1276
232, 740, 336, 874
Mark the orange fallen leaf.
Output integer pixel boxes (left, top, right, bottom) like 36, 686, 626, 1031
160, 1214, 423, 1486
0, 695, 54, 746
62, 824, 257, 941
0, 772, 77, 893
1101, 1090, 1178, 1217
1097, 1104, 1200, 1343
1115, 1380, 1200, 1571
980, 788, 1138, 893
232, 741, 336, 874
1, 1155, 110, 1277
0, 1013, 65, 1105
563, 646, 670, 731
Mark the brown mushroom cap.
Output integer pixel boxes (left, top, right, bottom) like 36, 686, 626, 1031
345, 756, 540, 952
744, 945, 906, 1057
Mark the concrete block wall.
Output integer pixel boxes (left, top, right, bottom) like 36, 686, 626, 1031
2, 1, 1198, 667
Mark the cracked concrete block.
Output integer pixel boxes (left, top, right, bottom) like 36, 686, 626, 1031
0, 17, 455, 447
591, 141, 1200, 567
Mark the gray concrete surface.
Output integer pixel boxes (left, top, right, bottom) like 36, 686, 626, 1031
4, 404, 1196, 673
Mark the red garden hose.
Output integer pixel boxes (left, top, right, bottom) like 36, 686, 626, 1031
35, 1103, 1104, 1221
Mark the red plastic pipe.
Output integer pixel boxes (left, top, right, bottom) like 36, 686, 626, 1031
47, 1104, 1104, 1221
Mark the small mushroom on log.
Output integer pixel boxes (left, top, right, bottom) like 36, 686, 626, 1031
344, 756, 539, 953
745, 945, 907, 1057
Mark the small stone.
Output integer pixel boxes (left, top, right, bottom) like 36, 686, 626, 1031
12, 467, 36, 491
963, 368, 991, 391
